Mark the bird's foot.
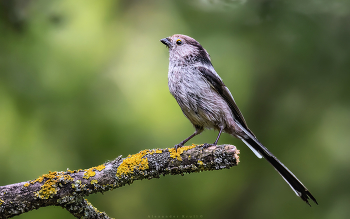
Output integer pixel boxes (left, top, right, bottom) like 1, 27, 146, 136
202, 143, 215, 149
174, 143, 184, 151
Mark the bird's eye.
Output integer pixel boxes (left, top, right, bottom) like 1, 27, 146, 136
176, 39, 182, 45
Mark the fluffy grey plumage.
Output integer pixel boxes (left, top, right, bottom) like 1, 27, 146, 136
160, 34, 317, 206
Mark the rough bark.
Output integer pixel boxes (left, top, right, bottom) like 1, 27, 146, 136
0, 144, 239, 218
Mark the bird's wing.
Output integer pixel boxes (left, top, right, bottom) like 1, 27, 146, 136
197, 66, 255, 137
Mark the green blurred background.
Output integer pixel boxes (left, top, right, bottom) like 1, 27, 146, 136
1, 0, 349, 218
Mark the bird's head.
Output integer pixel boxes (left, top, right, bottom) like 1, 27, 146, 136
160, 34, 211, 65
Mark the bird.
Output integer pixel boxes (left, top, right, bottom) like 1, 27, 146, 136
160, 34, 317, 206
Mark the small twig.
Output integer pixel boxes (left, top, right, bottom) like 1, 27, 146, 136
0, 144, 239, 218
66, 198, 112, 219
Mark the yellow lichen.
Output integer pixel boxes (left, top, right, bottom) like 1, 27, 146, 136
31, 175, 45, 184
34, 171, 58, 199
67, 169, 82, 174
94, 165, 105, 171
24, 183, 30, 187
116, 149, 149, 177
83, 169, 96, 179
37, 181, 57, 199
83, 164, 105, 179
30, 171, 74, 199
146, 148, 164, 155
168, 145, 197, 161
91, 180, 98, 184
0, 199, 4, 206
197, 160, 204, 165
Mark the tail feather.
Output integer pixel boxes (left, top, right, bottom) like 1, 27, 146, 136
236, 123, 318, 205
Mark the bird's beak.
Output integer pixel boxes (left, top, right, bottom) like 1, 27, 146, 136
160, 37, 171, 48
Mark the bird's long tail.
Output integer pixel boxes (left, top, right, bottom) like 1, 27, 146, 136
237, 124, 318, 206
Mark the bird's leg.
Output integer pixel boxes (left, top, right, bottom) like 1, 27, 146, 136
213, 127, 224, 145
174, 128, 202, 150
203, 127, 224, 148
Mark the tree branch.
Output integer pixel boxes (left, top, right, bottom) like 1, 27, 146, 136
0, 144, 239, 218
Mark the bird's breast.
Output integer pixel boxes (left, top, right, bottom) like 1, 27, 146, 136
167, 65, 237, 132
168, 66, 204, 98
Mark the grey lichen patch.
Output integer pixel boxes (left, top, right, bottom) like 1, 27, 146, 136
57, 195, 80, 205
72, 180, 82, 191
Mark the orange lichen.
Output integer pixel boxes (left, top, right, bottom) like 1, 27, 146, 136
116, 149, 149, 177
23, 183, 30, 187
30, 171, 74, 199
168, 145, 197, 161
83, 165, 105, 179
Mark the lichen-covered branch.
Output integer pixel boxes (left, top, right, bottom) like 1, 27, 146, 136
0, 144, 239, 218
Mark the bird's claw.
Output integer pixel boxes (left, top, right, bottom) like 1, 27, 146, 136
202, 143, 215, 148
174, 143, 184, 151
